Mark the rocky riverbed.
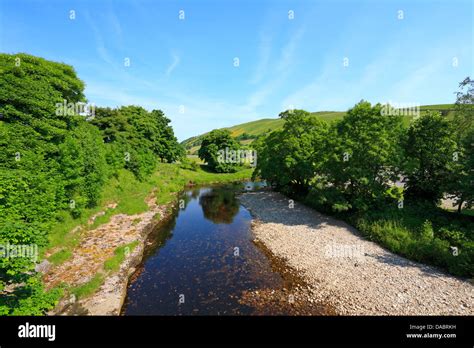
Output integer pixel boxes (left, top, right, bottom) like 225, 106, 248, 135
239, 191, 474, 315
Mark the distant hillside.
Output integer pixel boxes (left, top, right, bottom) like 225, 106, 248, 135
182, 104, 456, 155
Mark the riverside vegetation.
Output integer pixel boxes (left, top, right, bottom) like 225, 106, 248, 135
0, 52, 472, 315
0, 53, 252, 315
252, 89, 474, 279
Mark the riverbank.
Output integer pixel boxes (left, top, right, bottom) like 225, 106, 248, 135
239, 191, 474, 315
42, 163, 253, 315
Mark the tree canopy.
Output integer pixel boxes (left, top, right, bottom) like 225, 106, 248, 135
198, 129, 240, 173
0, 53, 183, 314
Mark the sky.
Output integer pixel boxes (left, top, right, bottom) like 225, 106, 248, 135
0, 0, 472, 141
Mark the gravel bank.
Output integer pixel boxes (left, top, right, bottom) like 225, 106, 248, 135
240, 191, 473, 315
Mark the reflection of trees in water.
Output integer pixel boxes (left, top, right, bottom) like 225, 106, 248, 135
199, 188, 240, 224
190, 188, 200, 199
143, 212, 177, 259
177, 188, 200, 211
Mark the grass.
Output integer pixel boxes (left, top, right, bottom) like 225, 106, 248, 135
104, 241, 139, 272
71, 274, 105, 299
48, 249, 72, 265
419, 104, 456, 110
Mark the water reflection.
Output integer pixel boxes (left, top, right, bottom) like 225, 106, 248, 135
199, 186, 240, 224
122, 182, 284, 315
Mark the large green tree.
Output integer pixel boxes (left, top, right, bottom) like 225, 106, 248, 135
403, 112, 458, 204
91, 106, 183, 179
253, 109, 329, 194
198, 129, 240, 173
322, 101, 405, 211
446, 77, 474, 212
0, 53, 90, 314
453, 77, 474, 140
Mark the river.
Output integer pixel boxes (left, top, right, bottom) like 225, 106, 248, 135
122, 182, 313, 315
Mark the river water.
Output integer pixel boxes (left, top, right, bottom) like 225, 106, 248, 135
122, 182, 294, 315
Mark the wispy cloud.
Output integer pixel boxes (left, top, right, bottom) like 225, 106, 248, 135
249, 31, 272, 84
165, 52, 180, 77
277, 27, 305, 73
84, 11, 114, 65
108, 11, 122, 37
244, 26, 305, 111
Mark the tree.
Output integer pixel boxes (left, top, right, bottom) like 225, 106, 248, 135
253, 109, 329, 194
252, 130, 285, 187
198, 129, 240, 173
403, 112, 458, 204
446, 125, 474, 213
0, 53, 89, 314
322, 101, 405, 211
453, 77, 474, 140
59, 121, 107, 209
91, 106, 184, 179
444, 78, 474, 212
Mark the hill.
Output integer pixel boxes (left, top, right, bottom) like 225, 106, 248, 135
182, 105, 456, 155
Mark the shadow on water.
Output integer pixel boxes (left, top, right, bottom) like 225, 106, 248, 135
122, 182, 334, 315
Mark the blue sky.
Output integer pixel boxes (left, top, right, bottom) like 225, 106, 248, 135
0, 0, 472, 140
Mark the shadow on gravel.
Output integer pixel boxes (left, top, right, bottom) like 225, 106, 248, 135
367, 253, 450, 279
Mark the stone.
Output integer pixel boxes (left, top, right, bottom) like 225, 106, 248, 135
35, 260, 51, 274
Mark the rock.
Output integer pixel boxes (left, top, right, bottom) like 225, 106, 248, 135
35, 260, 51, 274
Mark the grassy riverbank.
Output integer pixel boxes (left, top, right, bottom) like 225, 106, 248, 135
39, 163, 253, 312
347, 204, 474, 278
47, 162, 253, 265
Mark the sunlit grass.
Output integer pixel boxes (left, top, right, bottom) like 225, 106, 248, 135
104, 241, 139, 272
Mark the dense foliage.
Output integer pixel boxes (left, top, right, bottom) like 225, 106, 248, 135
198, 129, 240, 173
253, 109, 329, 194
403, 112, 458, 203
0, 53, 183, 314
91, 106, 183, 179
255, 96, 473, 277
450, 77, 474, 212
